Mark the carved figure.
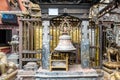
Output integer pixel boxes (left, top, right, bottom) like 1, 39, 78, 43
0, 52, 17, 77
106, 47, 119, 62
0, 52, 7, 75
22, 0, 41, 16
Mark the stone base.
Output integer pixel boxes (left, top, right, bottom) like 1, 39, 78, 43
24, 62, 38, 71
35, 65, 103, 80
16, 70, 35, 80
7, 53, 19, 66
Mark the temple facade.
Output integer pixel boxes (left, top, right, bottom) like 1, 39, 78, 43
0, 0, 120, 80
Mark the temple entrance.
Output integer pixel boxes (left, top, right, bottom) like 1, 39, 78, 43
50, 14, 81, 64
0, 29, 12, 46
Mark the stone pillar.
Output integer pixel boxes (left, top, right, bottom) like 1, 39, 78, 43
42, 21, 50, 69
81, 20, 90, 68
116, 23, 120, 46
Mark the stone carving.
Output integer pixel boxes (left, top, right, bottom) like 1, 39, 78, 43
105, 27, 119, 63
106, 47, 119, 62
22, 0, 41, 17
103, 27, 120, 73
8, 0, 19, 10
106, 28, 116, 44
89, 4, 99, 20
8, 35, 19, 53
0, 52, 17, 79
0, 52, 7, 75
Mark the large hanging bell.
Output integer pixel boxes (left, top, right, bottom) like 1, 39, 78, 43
55, 34, 76, 52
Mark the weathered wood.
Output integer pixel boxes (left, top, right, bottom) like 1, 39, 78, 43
50, 52, 68, 71
19, 19, 23, 69
24, 21, 27, 50
27, 22, 30, 50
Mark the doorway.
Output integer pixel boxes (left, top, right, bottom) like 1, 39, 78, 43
0, 29, 12, 46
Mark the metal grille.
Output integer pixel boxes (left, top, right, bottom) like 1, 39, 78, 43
89, 21, 100, 68
22, 20, 42, 50
19, 17, 42, 68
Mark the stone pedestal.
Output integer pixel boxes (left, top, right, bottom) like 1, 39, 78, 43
35, 65, 103, 80
17, 70, 35, 80
23, 62, 38, 71
7, 53, 19, 66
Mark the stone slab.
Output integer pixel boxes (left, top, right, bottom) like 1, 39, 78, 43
35, 65, 103, 80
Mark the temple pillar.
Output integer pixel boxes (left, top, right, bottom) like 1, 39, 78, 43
42, 21, 50, 69
81, 20, 90, 68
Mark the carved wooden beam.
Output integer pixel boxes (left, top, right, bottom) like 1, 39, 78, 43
98, 0, 120, 18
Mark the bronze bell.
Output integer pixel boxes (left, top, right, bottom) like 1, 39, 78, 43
55, 34, 76, 52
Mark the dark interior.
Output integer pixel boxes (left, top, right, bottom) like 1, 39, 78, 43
0, 29, 12, 46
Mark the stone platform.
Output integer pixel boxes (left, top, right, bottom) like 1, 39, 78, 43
35, 65, 103, 80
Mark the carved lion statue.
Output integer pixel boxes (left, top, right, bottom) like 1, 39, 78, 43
0, 52, 8, 75
0, 52, 17, 77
